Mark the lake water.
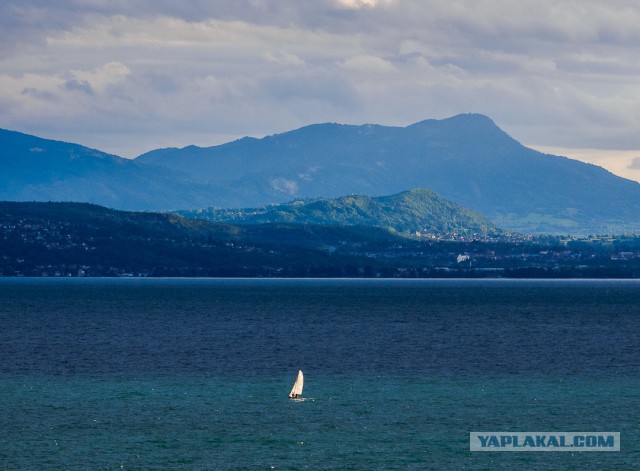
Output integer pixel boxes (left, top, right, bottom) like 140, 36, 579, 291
0, 278, 638, 469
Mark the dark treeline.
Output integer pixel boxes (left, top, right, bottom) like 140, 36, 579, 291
2, 201, 640, 278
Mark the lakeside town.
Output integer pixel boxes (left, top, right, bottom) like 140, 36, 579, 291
3, 206, 640, 278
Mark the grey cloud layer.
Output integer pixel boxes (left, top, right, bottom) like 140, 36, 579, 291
1, 0, 639, 158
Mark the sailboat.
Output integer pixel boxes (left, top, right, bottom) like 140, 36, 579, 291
289, 370, 304, 399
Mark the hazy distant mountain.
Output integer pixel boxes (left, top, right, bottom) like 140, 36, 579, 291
0, 128, 220, 211
4, 114, 640, 234
139, 114, 640, 234
176, 189, 501, 237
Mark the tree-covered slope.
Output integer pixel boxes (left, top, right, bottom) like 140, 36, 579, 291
176, 189, 501, 237
4, 201, 640, 278
5, 113, 640, 234
139, 114, 640, 234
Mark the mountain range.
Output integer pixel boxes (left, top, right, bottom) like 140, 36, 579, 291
0, 128, 218, 210
3, 114, 640, 234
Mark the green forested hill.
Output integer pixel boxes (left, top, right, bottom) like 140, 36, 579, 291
6, 114, 640, 234
0, 201, 407, 277
3, 201, 640, 278
176, 189, 501, 237
137, 114, 640, 234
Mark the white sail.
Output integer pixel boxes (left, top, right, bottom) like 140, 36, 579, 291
289, 370, 304, 398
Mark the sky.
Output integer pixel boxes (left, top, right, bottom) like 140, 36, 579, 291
2, 0, 640, 181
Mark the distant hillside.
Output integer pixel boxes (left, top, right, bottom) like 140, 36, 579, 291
176, 189, 501, 237
5, 114, 640, 234
0, 129, 219, 211
0, 200, 402, 246
0, 201, 408, 277
4, 201, 640, 278
139, 114, 640, 234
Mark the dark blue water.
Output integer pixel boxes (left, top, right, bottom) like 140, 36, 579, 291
0, 278, 638, 469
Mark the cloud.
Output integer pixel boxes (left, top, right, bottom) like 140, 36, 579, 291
628, 158, 640, 170
340, 55, 395, 72
70, 61, 130, 93
64, 79, 95, 95
532, 146, 640, 183
333, 0, 397, 9
271, 177, 299, 196
263, 50, 305, 66
2, 61, 130, 112
2, 0, 640, 164
21, 87, 58, 102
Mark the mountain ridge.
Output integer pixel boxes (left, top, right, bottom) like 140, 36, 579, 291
137, 113, 640, 234
3, 114, 640, 234
0, 128, 220, 211
175, 188, 502, 238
